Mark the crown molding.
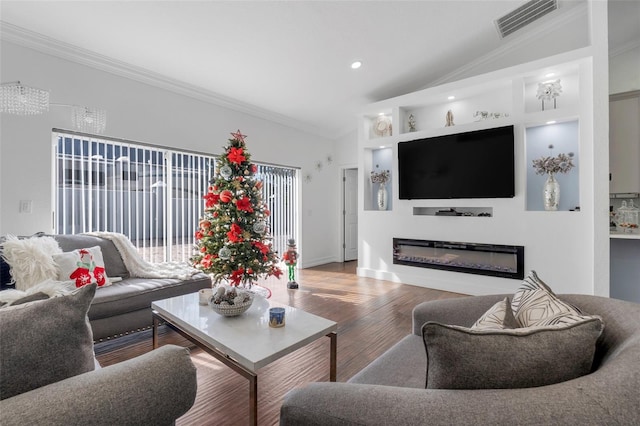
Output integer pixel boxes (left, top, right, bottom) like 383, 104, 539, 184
425, 1, 589, 88
0, 21, 331, 139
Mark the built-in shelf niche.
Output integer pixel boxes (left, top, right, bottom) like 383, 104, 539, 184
523, 65, 580, 115
525, 120, 580, 211
365, 147, 393, 211
399, 81, 513, 134
363, 113, 393, 140
413, 207, 493, 217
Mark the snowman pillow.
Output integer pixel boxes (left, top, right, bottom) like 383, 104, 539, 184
53, 246, 111, 288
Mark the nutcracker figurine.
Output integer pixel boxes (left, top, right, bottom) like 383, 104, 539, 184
283, 238, 298, 289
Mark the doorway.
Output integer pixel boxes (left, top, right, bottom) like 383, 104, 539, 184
343, 168, 358, 261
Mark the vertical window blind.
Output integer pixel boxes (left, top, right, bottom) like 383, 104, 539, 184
53, 131, 299, 263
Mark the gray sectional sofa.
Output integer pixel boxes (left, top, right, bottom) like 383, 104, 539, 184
280, 294, 640, 425
1, 233, 211, 341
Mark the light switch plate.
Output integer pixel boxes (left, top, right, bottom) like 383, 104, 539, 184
19, 200, 33, 214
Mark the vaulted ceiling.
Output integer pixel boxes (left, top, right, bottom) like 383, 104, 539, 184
1, 1, 638, 139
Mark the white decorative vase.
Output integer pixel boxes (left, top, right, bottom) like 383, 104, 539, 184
543, 174, 560, 211
377, 183, 388, 210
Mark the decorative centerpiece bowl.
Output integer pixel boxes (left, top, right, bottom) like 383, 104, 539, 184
208, 285, 254, 317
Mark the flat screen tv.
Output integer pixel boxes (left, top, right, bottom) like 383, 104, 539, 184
398, 125, 515, 200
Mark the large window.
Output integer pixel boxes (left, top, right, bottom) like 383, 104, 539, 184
52, 130, 299, 263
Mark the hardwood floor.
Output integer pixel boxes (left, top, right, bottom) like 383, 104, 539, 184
94, 262, 464, 425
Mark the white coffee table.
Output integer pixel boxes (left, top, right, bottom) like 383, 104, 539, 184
151, 292, 337, 425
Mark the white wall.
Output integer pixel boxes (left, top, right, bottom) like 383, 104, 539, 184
0, 41, 338, 268
609, 45, 640, 94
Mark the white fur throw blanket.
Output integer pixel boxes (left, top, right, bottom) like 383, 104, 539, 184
1, 235, 63, 291
84, 232, 200, 280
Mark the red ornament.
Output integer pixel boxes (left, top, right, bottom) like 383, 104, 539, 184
220, 190, 233, 203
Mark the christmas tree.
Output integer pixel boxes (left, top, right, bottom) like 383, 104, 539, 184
192, 130, 282, 286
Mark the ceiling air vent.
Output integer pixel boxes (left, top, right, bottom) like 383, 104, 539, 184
495, 0, 558, 38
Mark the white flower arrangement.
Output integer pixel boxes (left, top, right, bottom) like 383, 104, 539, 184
532, 145, 575, 175
536, 80, 563, 101
370, 170, 390, 184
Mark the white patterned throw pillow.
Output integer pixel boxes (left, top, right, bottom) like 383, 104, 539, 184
53, 246, 111, 288
472, 296, 519, 329
511, 270, 584, 327
0, 235, 62, 291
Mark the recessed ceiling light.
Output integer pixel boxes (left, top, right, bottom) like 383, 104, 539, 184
545, 72, 555, 78
351, 61, 362, 69
546, 120, 557, 125
378, 112, 385, 116
448, 95, 455, 100
379, 145, 386, 149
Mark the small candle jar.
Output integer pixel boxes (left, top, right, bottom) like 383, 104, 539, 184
199, 288, 213, 305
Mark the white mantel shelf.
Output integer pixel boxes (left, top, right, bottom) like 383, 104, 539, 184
610, 232, 640, 240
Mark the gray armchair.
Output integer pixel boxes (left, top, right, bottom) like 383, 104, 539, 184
280, 294, 640, 425
0, 283, 197, 425
1, 345, 197, 426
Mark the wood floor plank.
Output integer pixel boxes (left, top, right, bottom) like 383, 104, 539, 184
94, 262, 464, 425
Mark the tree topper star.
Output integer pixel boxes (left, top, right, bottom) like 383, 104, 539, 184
230, 130, 247, 142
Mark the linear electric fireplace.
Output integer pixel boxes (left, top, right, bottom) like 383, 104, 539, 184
393, 238, 525, 280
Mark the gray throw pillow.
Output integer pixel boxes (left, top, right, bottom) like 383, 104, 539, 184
422, 317, 604, 390
0, 283, 96, 400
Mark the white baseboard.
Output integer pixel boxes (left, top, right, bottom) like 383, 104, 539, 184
300, 255, 340, 269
